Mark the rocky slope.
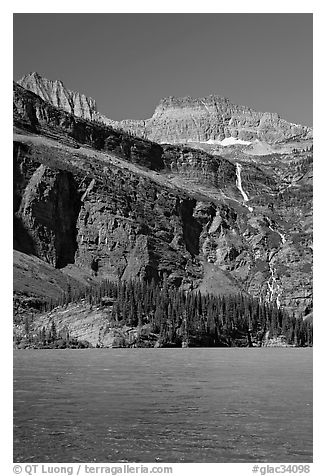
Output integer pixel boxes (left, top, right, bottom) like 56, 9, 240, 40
13, 80, 312, 345
18, 73, 312, 145
13, 249, 99, 320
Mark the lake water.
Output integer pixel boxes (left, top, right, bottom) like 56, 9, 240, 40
13, 348, 312, 463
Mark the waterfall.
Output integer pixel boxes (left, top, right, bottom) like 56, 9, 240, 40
265, 218, 286, 308
236, 163, 249, 202
266, 217, 286, 244
267, 263, 281, 309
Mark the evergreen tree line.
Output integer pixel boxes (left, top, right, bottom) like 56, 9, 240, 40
35, 278, 312, 347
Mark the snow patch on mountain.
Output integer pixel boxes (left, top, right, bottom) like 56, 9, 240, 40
207, 137, 252, 146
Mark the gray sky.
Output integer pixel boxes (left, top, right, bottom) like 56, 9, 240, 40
13, 13, 312, 126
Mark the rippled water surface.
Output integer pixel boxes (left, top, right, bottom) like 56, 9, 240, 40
13, 348, 312, 463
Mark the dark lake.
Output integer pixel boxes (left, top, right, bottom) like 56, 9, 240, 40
13, 348, 312, 463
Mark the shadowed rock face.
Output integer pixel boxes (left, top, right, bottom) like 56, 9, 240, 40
13, 82, 165, 171
14, 145, 81, 268
13, 142, 206, 285
18, 73, 312, 145
13, 81, 312, 319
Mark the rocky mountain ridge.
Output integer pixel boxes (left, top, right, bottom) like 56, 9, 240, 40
17, 72, 312, 145
18, 72, 116, 126
13, 79, 312, 346
120, 95, 312, 145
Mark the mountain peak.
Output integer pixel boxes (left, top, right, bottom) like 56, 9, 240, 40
139, 92, 312, 144
157, 94, 232, 108
17, 72, 98, 121
17, 72, 312, 145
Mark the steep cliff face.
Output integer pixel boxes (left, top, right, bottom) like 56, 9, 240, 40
122, 95, 312, 144
17, 73, 312, 145
13, 139, 215, 288
13, 136, 312, 318
18, 72, 99, 121
161, 144, 236, 188
13, 81, 312, 320
17, 72, 121, 128
13, 82, 164, 170
14, 149, 81, 268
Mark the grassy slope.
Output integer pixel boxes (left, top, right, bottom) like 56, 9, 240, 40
14, 250, 99, 303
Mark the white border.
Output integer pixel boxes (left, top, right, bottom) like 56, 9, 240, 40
2, 3, 323, 474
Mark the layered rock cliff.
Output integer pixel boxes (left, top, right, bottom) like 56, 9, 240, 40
121, 95, 312, 144
13, 81, 312, 327
18, 72, 99, 121
17, 73, 312, 145
18, 72, 118, 128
